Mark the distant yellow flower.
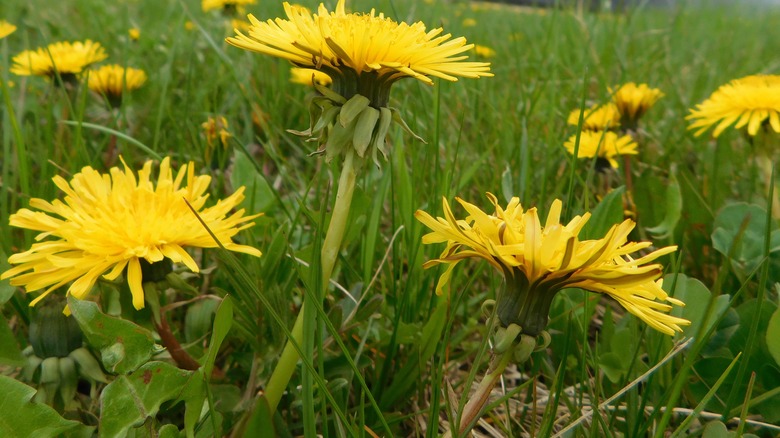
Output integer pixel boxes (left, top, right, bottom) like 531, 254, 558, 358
568, 103, 621, 131
474, 44, 496, 58
1, 158, 262, 310
0, 21, 16, 39
128, 28, 141, 41
227, 0, 492, 163
687, 74, 780, 137
202, 116, 232, 148
185, 21, 196, 31
462, 18, 477, 27
202, 0, 256, 13
230, 18, 252, 33
11, 40, 107, 78
416, 194, 688, 336
610, 82, 663, 128
87, 64, 147, 106
564, 131, 638, 169
290, 67, 332, 86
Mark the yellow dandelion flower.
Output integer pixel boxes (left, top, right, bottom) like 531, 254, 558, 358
568, 103, 621, 131
11, 40, 107, 78
1, 158, 262, 311
128, 28, 141, 41
87, 64, 147, 107
202, 0, 256, 13
564, 130, 638, 169
185, 21, 196, 31
416, 194, 688, 336
0, 21, 16, 39
474, 44, 496, 58
202, 116, 232, 148
687, 74, 780, 137
227, 0, 492, 164
230, 18, 252, 33
610, 82, 663, 128
462, 18, 477, 27
226, 0, 492, 88
290, 67, 332, 86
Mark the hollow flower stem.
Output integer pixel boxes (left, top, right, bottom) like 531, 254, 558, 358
458, 333, 537, 436
263, 149, 360, 414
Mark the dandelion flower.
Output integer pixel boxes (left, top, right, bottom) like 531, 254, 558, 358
474, 45, 496, 58
290, 67, 332, 86
416, 194, 688, 336
0, 21, 16, 39
227, 0, 491, 88
230, 18, 252, 33
226, 0, 492, 163
202, 116, 232, 148
128, 28, 141, 41
87, 64, 147, 107
1, 158, 262, 311
462, 18, 477, 27
610, 82, 663, 128
564, 130, 638, 169
203, 0, 257, 13
11, 40, 107, 79
687, 74, 780, 137
568, 103, 621, 131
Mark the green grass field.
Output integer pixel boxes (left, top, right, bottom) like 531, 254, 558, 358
2, 0, 780, 436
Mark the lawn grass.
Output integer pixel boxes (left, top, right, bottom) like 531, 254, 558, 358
2, 0, 780, 436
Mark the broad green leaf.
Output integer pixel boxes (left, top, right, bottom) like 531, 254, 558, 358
667, 274, 730, 338
766, 307, 780, 367
0, 375, 91, 437
702, 420, 729, 438
580, 186, 625, 240
598, 352, 626, 383
99, 361, 193, 437
158, 424, 180, 438
0, 313, 24, 366
179, 369, 206, 438
68, 297, 160, 374
711, 203, 780, 277
646, 166, 682, 239
243, 395, 275, 437
202, 296, 233, 379
184, 298, 219, 344
230, 149, 276, 215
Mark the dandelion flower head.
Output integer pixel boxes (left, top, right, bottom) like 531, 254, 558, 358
687, 74, 780, 137
610, 82, 664, 125
564, 131, 638, 169
416, 194, 688, 335
474, 44, 496, 58
568, 103, 621, 131
202, 116, 232, 148
203, 0, 257, 13
1, 158, 262, 311
0, 21, 16, 39
11, 40, 107, 77
87, 64, 147, 103
226, 0, 493, 87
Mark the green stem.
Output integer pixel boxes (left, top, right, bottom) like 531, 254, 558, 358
263, 149, 360, 414
457, 334, 536, 436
